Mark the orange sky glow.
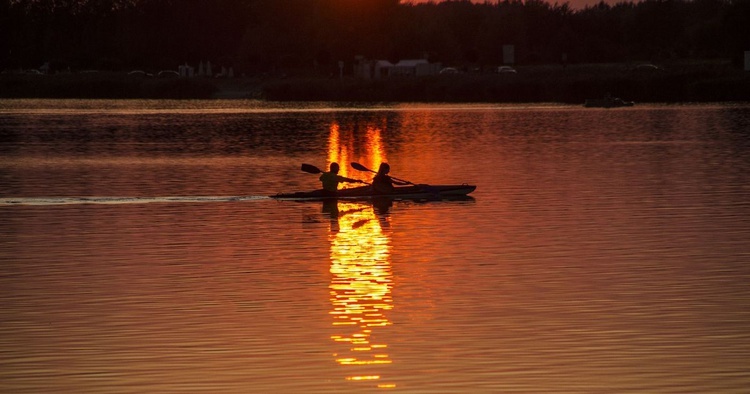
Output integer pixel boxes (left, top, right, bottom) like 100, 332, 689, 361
403, 0, 632, 10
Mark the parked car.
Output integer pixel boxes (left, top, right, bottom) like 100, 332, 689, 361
157, 70, 180, 78
128, 70, 153, 77
497, 66, 517, 74
634, 63, 664, 71
439, 67, 459, 75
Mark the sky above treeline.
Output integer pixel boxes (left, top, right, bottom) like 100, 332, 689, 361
404, 0, 632, 10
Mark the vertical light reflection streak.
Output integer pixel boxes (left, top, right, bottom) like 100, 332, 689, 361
329, 203, 394, 388
363, 125, 386, 174
326, 120, 388, 181
327, 120, 395, 389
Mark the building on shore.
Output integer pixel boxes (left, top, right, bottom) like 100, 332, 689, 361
355, 57, 441, 80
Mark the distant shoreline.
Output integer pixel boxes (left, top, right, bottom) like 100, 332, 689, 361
2, 61, 749, 104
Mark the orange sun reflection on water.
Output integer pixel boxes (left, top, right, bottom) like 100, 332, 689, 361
327, 120, 396, 388
327, 120, 387, 180
328, 201, 394, 388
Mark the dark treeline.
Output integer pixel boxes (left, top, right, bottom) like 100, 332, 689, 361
2, 0, 749, 75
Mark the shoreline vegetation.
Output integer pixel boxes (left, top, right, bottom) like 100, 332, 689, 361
2, 60, 748, 104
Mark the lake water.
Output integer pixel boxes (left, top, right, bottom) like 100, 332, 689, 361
1, 99, 749, 393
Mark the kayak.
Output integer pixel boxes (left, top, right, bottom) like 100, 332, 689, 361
272, 184, 476, 200
271, 184, 476, 200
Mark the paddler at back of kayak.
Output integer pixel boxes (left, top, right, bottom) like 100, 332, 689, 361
319, 162, 366, 196
371, 163, 410, 193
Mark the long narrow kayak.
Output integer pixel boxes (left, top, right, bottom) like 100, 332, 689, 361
271, 184, 476, 200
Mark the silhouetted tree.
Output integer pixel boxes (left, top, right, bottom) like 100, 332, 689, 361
2, 0, 746, 74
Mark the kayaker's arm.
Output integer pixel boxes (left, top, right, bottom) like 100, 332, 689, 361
386, 175, 412, 186
339, 175, 367, 184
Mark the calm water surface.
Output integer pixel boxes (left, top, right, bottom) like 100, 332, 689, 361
1, 99, 749, 392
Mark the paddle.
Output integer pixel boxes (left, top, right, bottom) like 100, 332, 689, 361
301, 163, 323, 174
350, 162, 415, 185
301, 163, 369, 185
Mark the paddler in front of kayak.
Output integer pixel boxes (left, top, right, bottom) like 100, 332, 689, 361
319, 162, 366, 196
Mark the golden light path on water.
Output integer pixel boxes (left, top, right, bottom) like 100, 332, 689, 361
328, 201, 394, 388
327, 120, 396, 389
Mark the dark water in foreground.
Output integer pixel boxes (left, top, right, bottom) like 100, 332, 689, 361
1, 99, 750, 393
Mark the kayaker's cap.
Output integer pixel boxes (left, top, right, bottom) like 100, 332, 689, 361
330, 162, 340, 173
378, 163, 390, 174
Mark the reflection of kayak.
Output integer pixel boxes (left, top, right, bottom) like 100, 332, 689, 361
271, 184, 476, 200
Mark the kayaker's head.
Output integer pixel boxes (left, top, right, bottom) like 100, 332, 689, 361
329, 162, 340, 174
378, 163, 390, 174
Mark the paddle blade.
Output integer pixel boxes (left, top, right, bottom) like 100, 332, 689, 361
301, 163, 322, 174
351, 162, 373, 173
